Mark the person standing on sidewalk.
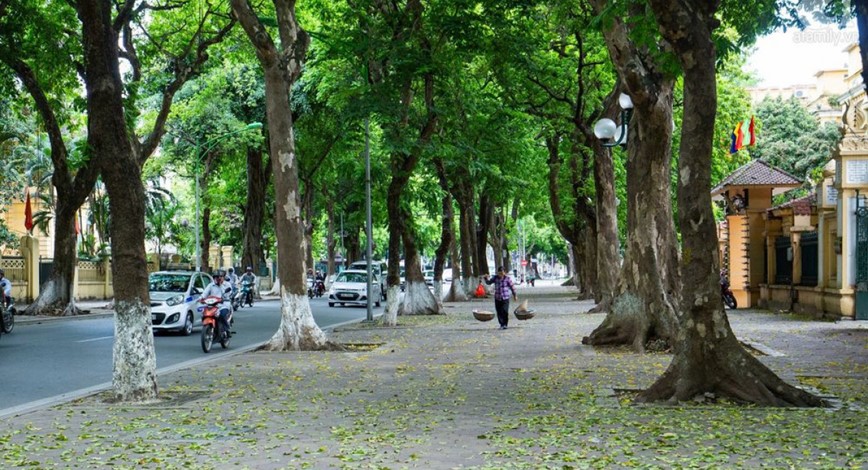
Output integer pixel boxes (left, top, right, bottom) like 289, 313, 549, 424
484, 267, 517, 330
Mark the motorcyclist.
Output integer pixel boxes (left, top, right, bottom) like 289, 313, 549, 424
240, 266, 256, 304
226, 267, 239, 298
202, 270, 233, 338
0, 269, 12, 308
314, 270, 326, 296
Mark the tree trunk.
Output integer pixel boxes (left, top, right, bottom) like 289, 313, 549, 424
76, 0, 157, 402
639, 0, 825, 407
241, 147, 268, 275
231, 0, 335, 351
400, 204, 439, 315
433, 158, 454, 306
25, 201, 80, 316
326, 200, 337, 276
201, 206, 212, 272
457, 194, 477, 293
588, 136, 620, 313
584, 1, 680, 351
4, 55, 99, 317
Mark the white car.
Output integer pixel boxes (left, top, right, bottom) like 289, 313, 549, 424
328, 269, 382, 307
149, 271, 213, 335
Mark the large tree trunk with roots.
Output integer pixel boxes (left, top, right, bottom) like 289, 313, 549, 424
584, 93, 680, 351
401, 222, 439, 315
583, 1, 680, 351
232, 0, 336, 351
639, 0, 825, 407
241, 147, 269, 277
77, 0, 158, 402
5, 56, 100, 317
26, 203, 81, 317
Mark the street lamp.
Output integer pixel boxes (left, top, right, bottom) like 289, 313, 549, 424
193, 122, 263, 272
593, 93, 633, 147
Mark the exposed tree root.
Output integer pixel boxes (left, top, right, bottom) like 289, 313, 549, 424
582, 293, 651, 352
637, 339, 828, 407
586, 296, 613, 314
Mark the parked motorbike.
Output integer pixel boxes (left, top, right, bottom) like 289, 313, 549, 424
239, 280, 254, 307
1, 297, 14, 334
200, 296, 232, 353
721, 275, 737, 309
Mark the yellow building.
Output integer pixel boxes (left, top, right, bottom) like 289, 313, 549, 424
712, 160, 801, 309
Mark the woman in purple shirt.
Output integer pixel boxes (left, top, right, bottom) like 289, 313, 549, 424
484, 267, 517, 330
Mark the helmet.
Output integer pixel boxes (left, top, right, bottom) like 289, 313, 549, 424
228, 267, 234, 273
212, 270, 226, 279
246, 266, 253, 272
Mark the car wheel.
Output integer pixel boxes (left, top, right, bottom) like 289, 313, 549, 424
181, 312, 194, 336
329, 302, 334, 307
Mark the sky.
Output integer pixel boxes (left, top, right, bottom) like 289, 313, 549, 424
745, 24, 859, 88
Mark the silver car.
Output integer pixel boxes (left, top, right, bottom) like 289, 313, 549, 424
328, 269, 382, 307
150, 271, 213, 335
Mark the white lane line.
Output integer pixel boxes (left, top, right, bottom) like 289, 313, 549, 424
77, 335, 114, 343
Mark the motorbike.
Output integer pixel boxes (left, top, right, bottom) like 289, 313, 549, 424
307, 278, 325, 299
199, 295, 232, 353
239, 279, 254, 307
721, 276, 737, 309
1, 297, 14, 334
229, 284, 241, 311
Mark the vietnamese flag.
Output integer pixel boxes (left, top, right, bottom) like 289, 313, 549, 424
729, 121, 743, 154
24, 192, 34, 233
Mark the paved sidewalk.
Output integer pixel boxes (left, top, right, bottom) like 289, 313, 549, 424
0, 286, 865, 468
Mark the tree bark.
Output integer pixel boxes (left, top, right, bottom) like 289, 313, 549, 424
586, 88, 622, 313
3, 55, 99, 317
639, 0, 825, 407
77, 0, 157, 401
583, 1, 680, 351
433, 157, 455, 305
232, 0, 335, 350
241, 147, 269, 275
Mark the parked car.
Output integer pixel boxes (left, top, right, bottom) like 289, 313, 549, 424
149, 271, 213, 335
328, 269, 382, 307
423, 269, 435, 286
349, 260, 388, 299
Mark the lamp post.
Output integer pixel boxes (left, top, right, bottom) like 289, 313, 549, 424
593, 93, 634, 147
193, 122, 263, 272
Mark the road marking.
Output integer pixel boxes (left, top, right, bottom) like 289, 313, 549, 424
77, 335, 113, 343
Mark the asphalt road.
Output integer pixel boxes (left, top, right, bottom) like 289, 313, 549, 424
0, 296, 382, 417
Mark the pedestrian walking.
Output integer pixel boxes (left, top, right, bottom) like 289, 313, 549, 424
484, 267, 517, 330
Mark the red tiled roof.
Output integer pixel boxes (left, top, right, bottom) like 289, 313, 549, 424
768, 193, 816, 216
711, 159, 802, 196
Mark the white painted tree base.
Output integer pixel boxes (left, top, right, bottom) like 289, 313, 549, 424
401, 281, 439, 315
380, 285, 401, 326
263, 290, 330, 350
112, 300, 158, 402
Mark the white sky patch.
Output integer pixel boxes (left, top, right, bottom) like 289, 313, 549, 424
745, 23, 858, 88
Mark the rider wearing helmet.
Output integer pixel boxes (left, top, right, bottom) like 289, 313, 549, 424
201, 270, 232, 338
241, 266, 256, 285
